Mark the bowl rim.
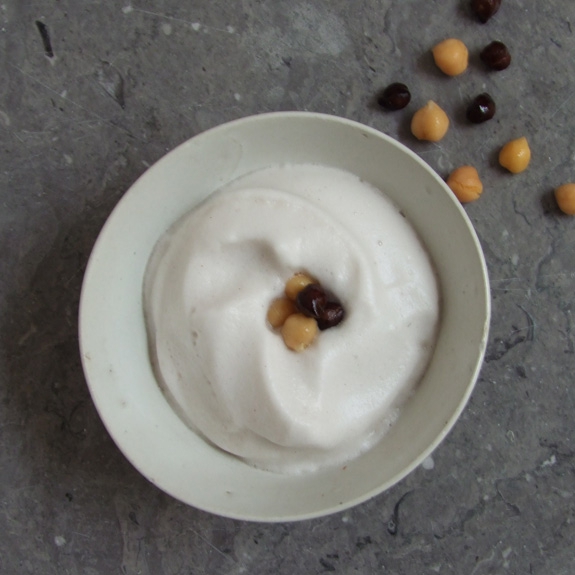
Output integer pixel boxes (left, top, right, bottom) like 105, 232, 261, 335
79, 111, 491, 522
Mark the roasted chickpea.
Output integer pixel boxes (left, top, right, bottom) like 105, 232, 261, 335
467, 93, 496, 123
284, 272, 315, 300
446, 166, 483, 203
411, 101, 450, 142
554, 183, 575, 215
296, 284, 345, 330
472, 0, 502, 23
378, 82, 411, 110
267, 297, 296, 328
432, 38, 469, 76
281, 313, 318, 352
499, 137, 531, 173
480, 41, 511, 71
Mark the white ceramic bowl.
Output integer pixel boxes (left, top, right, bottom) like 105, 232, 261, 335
79, 112, 490, 522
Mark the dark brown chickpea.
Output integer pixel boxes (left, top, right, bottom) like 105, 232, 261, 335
295, 284, 327, 319
471, 0, 501, 23
467, 93, 496, 123
480, 41, 511, 70
377, 83, 411, 111
316, 301, 345, 331
296, 284, 345, 330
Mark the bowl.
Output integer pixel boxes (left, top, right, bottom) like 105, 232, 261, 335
79, 112, 490, 522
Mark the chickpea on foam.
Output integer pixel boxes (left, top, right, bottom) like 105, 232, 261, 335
144, 164, 441, 474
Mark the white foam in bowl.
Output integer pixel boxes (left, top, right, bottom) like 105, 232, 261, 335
79, 112, 490, 522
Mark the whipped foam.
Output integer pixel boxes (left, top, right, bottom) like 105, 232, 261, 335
144, 164, 440, 474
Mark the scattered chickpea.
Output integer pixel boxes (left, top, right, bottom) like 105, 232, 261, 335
411, 101, 450, 142
281, 313, 318, 352
267, 297, 296, 328
499, 137, 531, 174
285, 272, 316, 300
432, 38, 469, 76
446, 166, 483, 203
554, 183, 575, 215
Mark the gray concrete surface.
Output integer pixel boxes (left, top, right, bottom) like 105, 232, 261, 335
1, 1, 574, 573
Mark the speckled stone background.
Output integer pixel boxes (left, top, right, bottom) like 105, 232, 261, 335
1, 1, 574, 573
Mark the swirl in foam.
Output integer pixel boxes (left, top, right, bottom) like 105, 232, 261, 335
144, 164, 440, 474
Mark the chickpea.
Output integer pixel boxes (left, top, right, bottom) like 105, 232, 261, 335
281, 313, 318, 352
432, 38, 469, 76
554, 183, 575, 215
446, 166, 483, 203
499, 137, 531, 173
267, 297, 296, 328
411, 101, 450, 142
285, 272, 315, 300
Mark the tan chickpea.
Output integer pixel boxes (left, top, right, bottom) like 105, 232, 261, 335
432, 38, 469, 76
284, 272, 315, 300
499, 137, 531, 173
411, 101, 450, 142
446, 166, 483, 203
281, 313, 318, 352
267, 297, 296, 328
554, 183, 575, 215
